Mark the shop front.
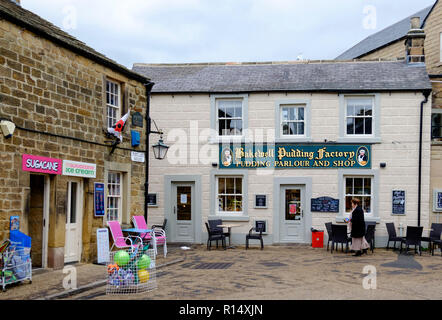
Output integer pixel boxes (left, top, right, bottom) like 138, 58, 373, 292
20, 154, 97, 267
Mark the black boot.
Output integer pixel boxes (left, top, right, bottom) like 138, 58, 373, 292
352, 250, 362, 256
362, 249, 368, 255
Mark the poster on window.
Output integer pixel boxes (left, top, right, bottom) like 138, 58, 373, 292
94, 182, 105, 217
289, 203, 297, 215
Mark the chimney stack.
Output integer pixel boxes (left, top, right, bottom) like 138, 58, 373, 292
405, 16, 426, 63
10, 0, 21, 5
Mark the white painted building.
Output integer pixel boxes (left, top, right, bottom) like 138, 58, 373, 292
134, 60, 433, 247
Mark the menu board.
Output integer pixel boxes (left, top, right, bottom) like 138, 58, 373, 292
255, 195, 267, 208
96, 228, 109, 264
392, 190, 406, 215
94, 183, 105, 217
311, 197, 339, 212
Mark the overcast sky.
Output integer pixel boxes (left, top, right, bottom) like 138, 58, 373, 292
22, 0, 436, 68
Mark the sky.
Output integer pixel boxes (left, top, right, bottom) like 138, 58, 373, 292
22, 0, 436, 69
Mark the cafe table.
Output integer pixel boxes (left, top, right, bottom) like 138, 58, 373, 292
122, 228, 152, 243
217, 224, 241, 249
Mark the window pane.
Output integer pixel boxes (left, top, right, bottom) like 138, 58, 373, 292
355, 105, 364, 116
297, 122, 305, 135
345, 196, 352, 212
347, 105, 354, 116
282, 123, 289, 135
234, 196, 242, 212
289, 108, 295, 120
298, 108, 304, 121
70, 182, 77, 224
363, 178, 371, 195
347, 118, 354, 135
225, 107, 235, 118
363, 197, 371, 213
289, 122, 296, 135
365, 105, 372, 116
365, 118, 372, 135
226, 178, 235, 194
235, 106, 242, 118
218, 106, 226, 119
353, 178, 363, 194
355, 118, 364, 134
235, 178, 242, 194
226, 196, 235, 212
282, 108, 289, 121
346, 178, 353, 194
219, 120, 227, 136
218, 196, 226, 211
230, 119, 242, 135
218, 178, 226, 194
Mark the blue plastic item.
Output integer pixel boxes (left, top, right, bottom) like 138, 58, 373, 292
131, 131, 140, 147
9, 230, 31, 248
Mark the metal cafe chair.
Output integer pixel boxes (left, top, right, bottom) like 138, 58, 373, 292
330, 224, 351, 253
385, 222, 404, 250
421, 223, 442, 255
400, 226, 423, 255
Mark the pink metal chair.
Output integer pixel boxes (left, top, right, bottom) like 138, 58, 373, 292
132, 215, 167, 257
107, 220, 141, 251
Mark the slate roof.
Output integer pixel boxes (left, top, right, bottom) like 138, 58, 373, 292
335, 4, 435, 60
0, 0, 150, 83
133, 61, 432, 93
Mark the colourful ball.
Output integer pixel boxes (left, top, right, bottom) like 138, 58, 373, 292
137, 254, 151, 270
114, 250, 130, 267
138, 269, 149, 283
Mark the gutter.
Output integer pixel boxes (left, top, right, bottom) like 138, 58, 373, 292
144, 82, 155, 222
418, 89, 431, 226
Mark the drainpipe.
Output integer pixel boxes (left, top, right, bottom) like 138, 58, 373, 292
417, 89, 431, 226
144, 82, 155, 223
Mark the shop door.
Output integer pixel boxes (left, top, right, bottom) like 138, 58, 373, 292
280, 185, 305, 243
29, 175, 49, 268
171, 183, 194, 243
64, 180, 84, 263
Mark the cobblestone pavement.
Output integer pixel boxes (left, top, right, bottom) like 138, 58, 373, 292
1, 245, 441, 300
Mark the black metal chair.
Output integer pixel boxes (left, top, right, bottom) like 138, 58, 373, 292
205, 222, 226, 250
420, 223, 442, 255
385, 222, 404, 250
208, 219, 230, 243
400, 226, 423, 255
246, 223, 264, 250
331, 224, 351, 253
152, 218, 167, 231
432, 239, 442, 256
364, 224, 376, 253
325, 222, 333, 251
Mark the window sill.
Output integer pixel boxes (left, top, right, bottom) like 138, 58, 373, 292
431, 140, 442, 146
337, 137, 381, 144
208, 215, 250, 222
275, 137, 312, 143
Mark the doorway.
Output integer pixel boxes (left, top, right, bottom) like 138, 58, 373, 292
29, 174, 50, 268
170, 182, 195, 243
280, 185, 306, 243
64, 180, 84, 263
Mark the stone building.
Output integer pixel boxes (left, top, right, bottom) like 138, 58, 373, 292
0, 0, 152, 268
133, 58, 432, 246
336, 0, 442, 225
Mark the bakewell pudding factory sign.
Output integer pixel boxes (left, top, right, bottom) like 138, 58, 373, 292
219, 144, 371, 169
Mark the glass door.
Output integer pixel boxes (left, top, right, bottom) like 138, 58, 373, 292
172, 183, 194, 243
281, 186, 305, 243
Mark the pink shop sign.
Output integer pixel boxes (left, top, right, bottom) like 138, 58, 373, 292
22, 154, 62, 175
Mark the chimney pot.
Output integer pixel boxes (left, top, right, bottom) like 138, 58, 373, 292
410, 16, 421, 29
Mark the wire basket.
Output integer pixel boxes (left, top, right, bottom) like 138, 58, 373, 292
1, 243, 32, 292
106, 246, 157, 295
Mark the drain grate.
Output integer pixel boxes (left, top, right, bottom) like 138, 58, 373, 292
188, 262, 234, 269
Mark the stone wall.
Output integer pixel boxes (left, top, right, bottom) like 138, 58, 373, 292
0, 19, 147, 267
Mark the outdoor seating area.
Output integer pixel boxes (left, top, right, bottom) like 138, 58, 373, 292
324, 221, 442, 256
205, 220, 265, 250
